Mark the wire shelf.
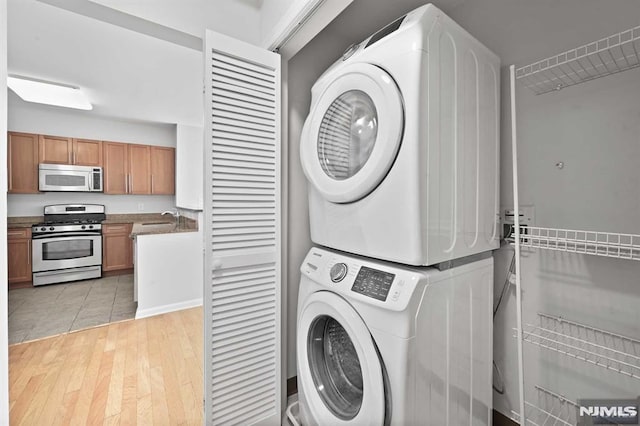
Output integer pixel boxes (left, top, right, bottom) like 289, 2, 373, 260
510, 386, 578, 426
516, 26, 640, 94
508, 226, 640, 260
518, 313, 640, 380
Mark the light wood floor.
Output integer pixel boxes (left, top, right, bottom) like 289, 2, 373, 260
9, 307, 203, 425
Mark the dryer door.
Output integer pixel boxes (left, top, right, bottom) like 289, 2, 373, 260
298, 291, 386, 425
300, 63, 403, 203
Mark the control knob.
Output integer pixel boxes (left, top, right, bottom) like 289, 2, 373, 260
40, 227, 46, 231
89, 225, 94, 229
49, 227, 55, 231
81, 225, 86, 230
330, 263, 348, 283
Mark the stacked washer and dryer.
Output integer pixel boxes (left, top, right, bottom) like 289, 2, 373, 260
295, 4, 500, 426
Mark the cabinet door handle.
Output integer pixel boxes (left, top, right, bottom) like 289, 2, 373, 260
27, 240, 31, 265
73, 151, 76, 164
151, 175, 154, 193
68, 151, 72, 164
130, 175, 133, 193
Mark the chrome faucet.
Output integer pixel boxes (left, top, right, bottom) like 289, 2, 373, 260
161, 209, 180, 225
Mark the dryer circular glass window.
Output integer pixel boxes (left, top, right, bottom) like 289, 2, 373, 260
300, 63, 403, 203
307, 315, 363, 420
317, 90, 378, 180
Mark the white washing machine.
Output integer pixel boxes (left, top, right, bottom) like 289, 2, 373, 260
296, 247, 494, 425
300, 4, 501, 266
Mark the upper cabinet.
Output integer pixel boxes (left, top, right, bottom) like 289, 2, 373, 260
103, 141, 129, 194
128, 144, 152, 194
150, 146, 175, 195
39, 135, 103, 167
39, 135, 72, 164
7, 131, 175, 195
8, 132, 39, 194
72, 139, 103, 167
103, 141, 174, 195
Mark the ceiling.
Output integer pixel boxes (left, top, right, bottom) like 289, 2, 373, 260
8, 0, 640, 127
7, 0, 262, 127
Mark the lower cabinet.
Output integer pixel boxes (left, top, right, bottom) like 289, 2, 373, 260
102, 223, 134, 272
8, 228, 32, 287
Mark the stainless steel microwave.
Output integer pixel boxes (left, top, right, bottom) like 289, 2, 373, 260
39, 163, 103, 192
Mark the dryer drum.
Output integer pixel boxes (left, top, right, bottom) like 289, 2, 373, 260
307, 315, 364, 420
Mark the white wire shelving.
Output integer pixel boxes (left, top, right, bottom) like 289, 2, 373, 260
516, 26, 640, 94
508, 226, 640, 261
518, 313, 640, 381
510, 385, 578, 426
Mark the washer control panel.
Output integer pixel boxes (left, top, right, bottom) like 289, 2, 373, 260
330, 263, 348, 282
351, 266, 395, 301
301, 247, 423, 311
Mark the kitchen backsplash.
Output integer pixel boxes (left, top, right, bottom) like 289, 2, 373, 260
7, 193, 176, 216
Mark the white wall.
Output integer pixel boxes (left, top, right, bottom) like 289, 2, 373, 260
7, 97, 177, 217
134, 230, 203, 319
0, 0, 9, 422
259, 0, 295, 43
176, 124, 203, 210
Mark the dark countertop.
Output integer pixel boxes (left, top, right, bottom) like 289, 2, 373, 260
7, 216, 42, 228
8, 213, 198, 236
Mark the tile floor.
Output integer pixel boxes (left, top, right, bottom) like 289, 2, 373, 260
8, 274, 136, 344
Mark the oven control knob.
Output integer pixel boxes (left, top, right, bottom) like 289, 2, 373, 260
89, 225, 94, 229
49, 227, 54, 231
40, 227, 46, 231
81, 225, 86, 230
330, 263, 348, 283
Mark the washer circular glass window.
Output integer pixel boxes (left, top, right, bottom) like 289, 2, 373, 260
317, 90, 378, 180
307, 315, 363, 420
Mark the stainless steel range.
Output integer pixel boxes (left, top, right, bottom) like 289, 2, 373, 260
31, 204, 106, 286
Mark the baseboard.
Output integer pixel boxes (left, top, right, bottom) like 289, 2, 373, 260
135, 298, 203, 319
102, 268, 133, 277
287, 376, 297, 396
493, 409, 518, 426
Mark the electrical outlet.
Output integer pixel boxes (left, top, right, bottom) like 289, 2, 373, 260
501, 205, 535, 239
138, 203, 144, 211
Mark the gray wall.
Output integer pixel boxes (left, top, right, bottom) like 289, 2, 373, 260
286, 0, 640, 418
8, 94, 176, 216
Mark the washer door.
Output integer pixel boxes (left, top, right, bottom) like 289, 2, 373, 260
298, 291, 385, 425
300, 63, 403, 203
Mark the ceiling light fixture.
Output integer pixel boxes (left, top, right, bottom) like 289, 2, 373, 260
7, 75, 93, 110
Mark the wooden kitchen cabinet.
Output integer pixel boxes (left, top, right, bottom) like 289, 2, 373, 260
39, 135, 73, 164
8, 227, 32, 287
72, 139, 103, 166
39, 135, 103, 166
150, 146, 175, 194
128, 144, 151, 194
103, 142, 128, 194
103, 142, 151, 194
102, 223, 134, 272
8, 132, 39, 194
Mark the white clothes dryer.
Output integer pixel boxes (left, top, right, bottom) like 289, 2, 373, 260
296, 247, 494, 426
300, 4, 501, 266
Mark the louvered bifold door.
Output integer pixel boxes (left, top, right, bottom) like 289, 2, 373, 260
204, 30, 282, 426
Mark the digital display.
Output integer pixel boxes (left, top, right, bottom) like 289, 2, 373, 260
351, 266, 395, 301
364, 16, 406, 49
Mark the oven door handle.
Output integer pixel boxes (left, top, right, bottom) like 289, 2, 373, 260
32, 232, 102, 240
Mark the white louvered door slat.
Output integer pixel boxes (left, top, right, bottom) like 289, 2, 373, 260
204, 30, 282, 426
